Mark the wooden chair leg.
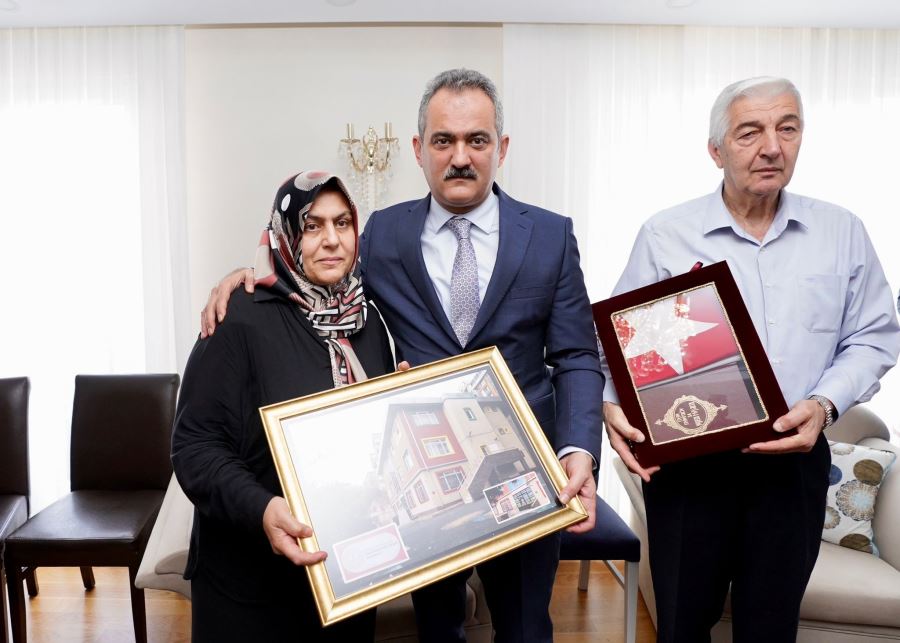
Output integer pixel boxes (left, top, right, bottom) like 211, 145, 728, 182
1, 567, 8, 643
4, 564, 26, 643
80, 566, 95, 590
128, 566, 148, 643
577, 560, 591, 591
23, 568, 37, 598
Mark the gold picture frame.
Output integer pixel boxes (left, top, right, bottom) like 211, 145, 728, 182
260, 346, 587, 625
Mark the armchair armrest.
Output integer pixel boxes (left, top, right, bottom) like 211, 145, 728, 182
135, 474, 193, 597
865, 437, 900, 571
827, 405, 898, 570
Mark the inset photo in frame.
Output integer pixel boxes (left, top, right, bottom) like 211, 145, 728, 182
260, 347, 587, 626
594, 261, 789, 467
483, 471, 552, 525
613, 283, 766, 445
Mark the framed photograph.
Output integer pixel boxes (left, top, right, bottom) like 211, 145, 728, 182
593, 261, 789, 467
260, 346, 587, 626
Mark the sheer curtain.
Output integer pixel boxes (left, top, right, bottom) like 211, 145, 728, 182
0, 26, 191, 512
502, 24, 900, 508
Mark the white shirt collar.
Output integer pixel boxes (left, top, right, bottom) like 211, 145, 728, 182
424, 191, 500, 236
702, 183, 809, 240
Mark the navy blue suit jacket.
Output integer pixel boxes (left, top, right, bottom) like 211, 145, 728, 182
359, 184, 603, 458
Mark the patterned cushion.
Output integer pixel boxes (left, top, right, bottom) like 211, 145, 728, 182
823, 441, 896, 555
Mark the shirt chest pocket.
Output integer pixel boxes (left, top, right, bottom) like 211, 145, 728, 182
796, 274, 848, 333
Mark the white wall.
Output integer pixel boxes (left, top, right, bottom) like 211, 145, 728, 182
185, 25, 503, 318
184, 24, 899, 438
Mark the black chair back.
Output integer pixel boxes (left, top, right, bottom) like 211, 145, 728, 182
0, 377, 30, 500
70, 374, 179, 492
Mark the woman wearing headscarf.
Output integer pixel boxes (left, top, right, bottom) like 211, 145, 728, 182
172, 171, 394, 642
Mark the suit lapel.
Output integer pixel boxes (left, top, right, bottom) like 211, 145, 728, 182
397, 195, 459, 345
468, 188, 532, 343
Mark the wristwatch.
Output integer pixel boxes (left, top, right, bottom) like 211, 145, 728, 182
808, 395, 836, 429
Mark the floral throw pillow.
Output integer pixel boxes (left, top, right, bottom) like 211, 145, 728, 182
823, 441, 896, 555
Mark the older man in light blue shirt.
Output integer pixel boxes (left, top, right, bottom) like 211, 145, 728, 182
603, 77, 899, 643
605, 189, 898, 416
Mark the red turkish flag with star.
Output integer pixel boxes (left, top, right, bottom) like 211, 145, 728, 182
614, 285, 742, 389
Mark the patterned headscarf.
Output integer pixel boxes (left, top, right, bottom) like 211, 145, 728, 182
253, 171, 368, 387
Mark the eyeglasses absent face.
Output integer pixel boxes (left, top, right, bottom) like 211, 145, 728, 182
413, 88, 509, 214
301, 189, 356, 286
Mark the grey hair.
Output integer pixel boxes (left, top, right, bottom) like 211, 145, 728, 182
708, 77, 804, 147
417, 68, 504, 138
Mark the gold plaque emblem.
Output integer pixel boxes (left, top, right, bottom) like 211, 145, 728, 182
655, 395, 727, 436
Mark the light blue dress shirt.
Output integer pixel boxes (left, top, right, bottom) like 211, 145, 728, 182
602, 187, 900, 415
421, 192, 499, 319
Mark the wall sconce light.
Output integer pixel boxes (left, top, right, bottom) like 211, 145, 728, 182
339, 122, 399, 212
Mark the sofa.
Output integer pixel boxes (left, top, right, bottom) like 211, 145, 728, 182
135, 475, 493, 642
614, 405, 900, 642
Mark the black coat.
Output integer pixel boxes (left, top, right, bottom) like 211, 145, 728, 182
172, 289, 393, 640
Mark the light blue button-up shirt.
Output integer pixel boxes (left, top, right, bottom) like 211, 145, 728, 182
421, 191, 500, 319
602, 187, 900, 415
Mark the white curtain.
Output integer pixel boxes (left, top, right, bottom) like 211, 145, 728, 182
502, 24, 900, 509
0, 26, 191, 512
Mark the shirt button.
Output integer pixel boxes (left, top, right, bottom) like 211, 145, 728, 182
767, 318, 776, 325
772, 358, 783, 364
764, 282, 773, 288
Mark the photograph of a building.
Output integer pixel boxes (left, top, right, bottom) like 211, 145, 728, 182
482, 471, 551, 524
278, 362, 565, 596
376, 373, 538, 525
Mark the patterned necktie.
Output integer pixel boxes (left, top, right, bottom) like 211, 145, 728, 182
446, 216, 480, 346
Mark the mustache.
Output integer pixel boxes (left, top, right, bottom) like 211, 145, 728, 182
444, 166, 477, 180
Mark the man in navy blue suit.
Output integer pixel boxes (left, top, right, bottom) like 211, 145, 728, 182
202, 69, 603, 643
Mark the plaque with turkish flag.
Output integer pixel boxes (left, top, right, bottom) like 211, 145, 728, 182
594, 261, 789, 466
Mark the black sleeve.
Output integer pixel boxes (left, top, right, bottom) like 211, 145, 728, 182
171, 318, 274, 534
372, 301, 398, 374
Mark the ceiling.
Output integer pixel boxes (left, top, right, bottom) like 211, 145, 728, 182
2, 0, 900, 29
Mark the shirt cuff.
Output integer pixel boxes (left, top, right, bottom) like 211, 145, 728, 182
556, 445, 598, 470
602, 380, 621, 405
808, 378, 853, 419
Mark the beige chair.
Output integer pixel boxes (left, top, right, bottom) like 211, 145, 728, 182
615, 405, 900, 642
134, 475, 192, 598
136, 476, 493, 641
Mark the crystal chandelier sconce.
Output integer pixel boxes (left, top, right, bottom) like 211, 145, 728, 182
339, 122, 399, 212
